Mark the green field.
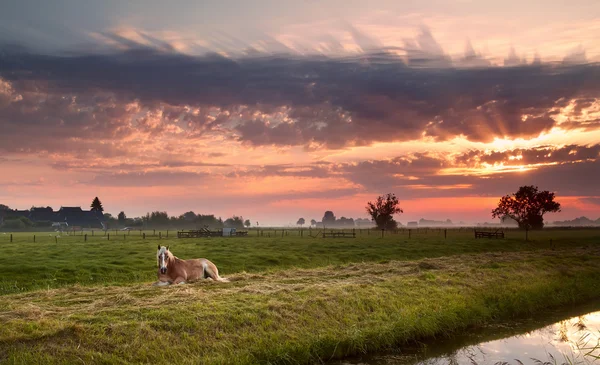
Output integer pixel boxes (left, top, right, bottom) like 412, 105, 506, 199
1, 228, 599, 364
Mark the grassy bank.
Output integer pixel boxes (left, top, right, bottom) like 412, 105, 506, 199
2, 229, 598, 295
1, 247, 600, 364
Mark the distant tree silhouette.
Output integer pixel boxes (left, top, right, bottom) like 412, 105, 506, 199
224, 216, 245, 229
310, 219, 317, 227
90, 197, 104, 212
0, 204, 9, 211
366, 193, 403, 230
322, 211, 336, 227
492, 185, 561, 230
337, 216, 355, 228
118, 211, 126, 224
297, 218, 305, 227
244, 219, 251, 228
181, 211, 197, 221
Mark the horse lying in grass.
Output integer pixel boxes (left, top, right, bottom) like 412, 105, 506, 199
153, 245, 229, 286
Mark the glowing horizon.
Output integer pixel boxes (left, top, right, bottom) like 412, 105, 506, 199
1, 1, 599, 226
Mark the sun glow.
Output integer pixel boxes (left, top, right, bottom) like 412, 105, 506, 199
440, 162, 560, 176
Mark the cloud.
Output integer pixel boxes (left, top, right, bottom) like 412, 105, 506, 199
1, 31, 599, 155
455, 144, 600, 167
87, 171, 211, 187
581, 197, 600, 206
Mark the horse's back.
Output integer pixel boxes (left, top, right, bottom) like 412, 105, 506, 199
183, 258, 216, 280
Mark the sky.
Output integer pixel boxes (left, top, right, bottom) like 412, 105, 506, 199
0, 0, 599, 226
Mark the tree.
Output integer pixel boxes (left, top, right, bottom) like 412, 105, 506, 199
297, 218, 305, 227
0, 204, 10, 211
90, 197, 104, 212
224, 216, 245, 229
118, 211, 126, 224
244, 219, 251, 228
182, 211, 197, 221
322, 211, 336, 227
337, 217, 355, 228
310, 219, 317, 227
492, 185, 561, 230
366, 193, 403, 230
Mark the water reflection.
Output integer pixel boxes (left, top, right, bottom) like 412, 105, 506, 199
336, 304, 600, 365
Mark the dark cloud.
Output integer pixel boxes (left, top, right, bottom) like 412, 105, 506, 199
581, 197, 600, 206
71, 141, 600, 198
328, 147, 600, 198
1, 35, 599, 153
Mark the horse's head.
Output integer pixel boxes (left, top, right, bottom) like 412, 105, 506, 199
157, 245, 171, 274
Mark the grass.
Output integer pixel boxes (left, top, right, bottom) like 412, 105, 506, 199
1, 228, 598, 295
0, 229, 599, 364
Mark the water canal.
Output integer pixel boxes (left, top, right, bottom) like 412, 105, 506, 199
335, 302, 600, 365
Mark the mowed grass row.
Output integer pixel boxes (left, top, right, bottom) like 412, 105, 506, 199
1, 229, 598, 295
1, 247, 600, 364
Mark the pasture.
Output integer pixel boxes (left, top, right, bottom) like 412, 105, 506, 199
1, 228, 597, 295
1, 228, 599, 364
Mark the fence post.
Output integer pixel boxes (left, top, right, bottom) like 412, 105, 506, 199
143, 233, 146, 239
55, 236, 58, 244
381, 229, 384, 238
85, 234, 87, 242
10, 234, 12, 243
153, 229, 156, 236
159, 232, 162, 239
34, 235, 36, 243
108, 233, 110, 241
444, 229, 447, 239
409, 229, 411, 239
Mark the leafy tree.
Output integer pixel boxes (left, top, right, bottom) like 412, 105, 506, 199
2, 219, 25, 229
0, 204, 10, 211
118, 211, 126, 224
103, 213, 117, 228
244, 219, 251, 228
149, 211, 170, 227
224, 216, 245, 229
310, 219, 317, 227
181, 211, 197, 221
355, 218, 374, 227
322, 211, 336, 227
492, 185, 561, 230
337, 217, 355, 228
197, 214, 223, 229
297, 218, 305, 227
366, 193, 403, 230
90, 197, 104, 212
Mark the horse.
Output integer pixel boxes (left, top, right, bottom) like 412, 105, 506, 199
153, 245, 230, 286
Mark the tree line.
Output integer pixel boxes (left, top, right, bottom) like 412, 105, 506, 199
2, 186, 564, 231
